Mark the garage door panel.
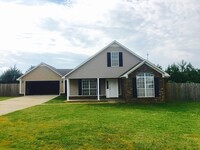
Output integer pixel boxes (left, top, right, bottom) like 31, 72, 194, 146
26, 81, 59, 95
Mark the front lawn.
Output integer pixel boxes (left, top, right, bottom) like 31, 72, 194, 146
0, 98, 200, 149
0, 97, 13, 101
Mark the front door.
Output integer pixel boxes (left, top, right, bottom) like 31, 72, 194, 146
106, 79, 119, 98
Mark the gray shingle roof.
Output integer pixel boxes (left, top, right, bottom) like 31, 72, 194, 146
56, 69, 72, 76
42, 63, 72, 76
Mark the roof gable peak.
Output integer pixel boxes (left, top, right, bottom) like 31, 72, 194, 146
17, 62, 62, 80
121, 60, 170, 78
64, 40, 144, 78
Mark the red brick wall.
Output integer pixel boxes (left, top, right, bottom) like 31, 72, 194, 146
122, 64, 166, 103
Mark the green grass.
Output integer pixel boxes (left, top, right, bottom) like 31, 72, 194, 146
0, 98, 200, 150
0, 97, 14, 101
45, 95, 66, 103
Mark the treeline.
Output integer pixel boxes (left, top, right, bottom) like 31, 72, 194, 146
0, 61, 200, 83
0, 65, 22, 83
165, 60, 200, 83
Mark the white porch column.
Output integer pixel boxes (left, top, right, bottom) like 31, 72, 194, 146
97, 78, 100, 100
66, 79, 70, 101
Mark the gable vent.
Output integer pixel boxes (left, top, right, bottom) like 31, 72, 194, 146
110, 43, 120, 47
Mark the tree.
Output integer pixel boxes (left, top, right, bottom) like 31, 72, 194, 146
166, 63, 183, 82
0, 65, 23, 83
26, 65, 35, 73
179, 60, 187, 72
156, 64, 163, 70
166, 60, 200, 83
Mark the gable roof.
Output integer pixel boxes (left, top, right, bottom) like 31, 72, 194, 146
121, 60, 170, 78
63, 40, 144, 78
17, 62, 72, 80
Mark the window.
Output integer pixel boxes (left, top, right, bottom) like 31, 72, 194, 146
82, 79, 97, 96
136, 73, 154, 97
111, 52, 119, 67
107, 52, 123, 67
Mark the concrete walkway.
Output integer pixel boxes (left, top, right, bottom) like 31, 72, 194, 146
0, 95, 57, 116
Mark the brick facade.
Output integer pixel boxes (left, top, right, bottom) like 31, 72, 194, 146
122, 64, 166, 103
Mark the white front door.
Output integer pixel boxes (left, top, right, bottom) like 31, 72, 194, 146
106, 79, 119, 98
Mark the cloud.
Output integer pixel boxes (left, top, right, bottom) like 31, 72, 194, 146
0, 51, 89, 74
0, 0, 199, 74
117, 0, 200, 67
39, 18, 61, 31
0, 0, 71, 5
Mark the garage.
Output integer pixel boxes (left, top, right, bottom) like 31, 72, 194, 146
17, 63, 72, 95
26, 81, 60, 95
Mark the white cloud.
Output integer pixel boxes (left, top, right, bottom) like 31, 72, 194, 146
0, 0, 199, 73
0, 0, 120, 55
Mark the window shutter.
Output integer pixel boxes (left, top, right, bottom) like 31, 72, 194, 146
107, 52, 111, 67
154, 77, 159, 97
99, 79, 101, 95
119, 52, 123, 67
65, 80, 67, 96
132, 78, 137, 98
78, 79, 82, 95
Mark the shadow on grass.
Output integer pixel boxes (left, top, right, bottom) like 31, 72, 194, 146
84, 101, 200, 113
46, 95, 200, 113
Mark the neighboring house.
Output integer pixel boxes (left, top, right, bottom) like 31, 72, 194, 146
64, 41, 169, 102
17, 62, 72, 95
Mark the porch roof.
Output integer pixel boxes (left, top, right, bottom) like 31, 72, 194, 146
121, 60, 170, 78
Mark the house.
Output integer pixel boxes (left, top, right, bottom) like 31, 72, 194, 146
17, 62, 72, 95
17, 41, 169, 102
64, 41, 169, 102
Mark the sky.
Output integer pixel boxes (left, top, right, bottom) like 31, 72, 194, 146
0, 0, 200, 74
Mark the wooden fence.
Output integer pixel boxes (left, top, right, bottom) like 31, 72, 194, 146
0, 83, 19, 96
166, 83, 200, 101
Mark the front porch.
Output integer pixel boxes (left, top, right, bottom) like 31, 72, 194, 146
66, 98, 125, 103
65, 78, 122, 101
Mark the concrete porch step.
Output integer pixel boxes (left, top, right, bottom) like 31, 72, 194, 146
66, 99, 125, 103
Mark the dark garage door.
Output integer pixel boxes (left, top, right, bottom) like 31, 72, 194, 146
26, 81, 59, 95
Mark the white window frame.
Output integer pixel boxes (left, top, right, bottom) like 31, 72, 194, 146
111, 52, 119, 67
136, 73, 155, 98
82, 79, 97, 96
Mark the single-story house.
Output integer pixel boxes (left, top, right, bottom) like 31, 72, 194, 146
17, 41, 169, 102
17, 63, 72, 95
64, 41, 169, 102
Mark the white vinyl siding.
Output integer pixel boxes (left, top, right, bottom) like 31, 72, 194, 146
111, 52, 119, 67
82, 79, 97, 95
136, 73, 154, 97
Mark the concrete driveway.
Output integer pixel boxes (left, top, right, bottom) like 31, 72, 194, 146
0, 95, 57, 116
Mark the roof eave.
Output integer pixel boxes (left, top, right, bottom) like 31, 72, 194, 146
144, 60, 170, 78
17, 62, 63, 80
121, 60, 170, 78
121, 61, 145, 78
17, 63, 42, 80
